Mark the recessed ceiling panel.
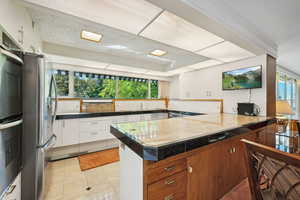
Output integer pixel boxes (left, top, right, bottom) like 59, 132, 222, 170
45, 54, 109, 69
196, 41, 255, 62
146, 70, 170, 76
24, 0, 163, 34
29, 8, 209, 71
187, 60, 223, 69
167, 67, 194, 75
140, 11, 224, 52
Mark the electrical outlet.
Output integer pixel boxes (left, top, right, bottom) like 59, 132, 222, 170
206, 91, 212, 96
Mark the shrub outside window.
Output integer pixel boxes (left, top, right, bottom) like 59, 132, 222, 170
53, 70, 159, 99
53, 70, 69, 96
118, 78, 148, 99
74, 73, 116, 98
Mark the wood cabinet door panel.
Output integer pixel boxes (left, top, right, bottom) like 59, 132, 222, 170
187, 144, 226, 200
148, 171, 187, 200
146, 159, 186, 184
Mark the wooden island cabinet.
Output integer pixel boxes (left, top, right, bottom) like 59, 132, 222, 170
111, 113, 276, 200
142, 123, 276, 200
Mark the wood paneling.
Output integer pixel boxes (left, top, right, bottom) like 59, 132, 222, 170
83, 103, 114, 113
143, 123, 276, 200
266, 55, 276, 117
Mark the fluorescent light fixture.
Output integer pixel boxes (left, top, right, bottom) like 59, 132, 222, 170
196, 41, 255, 62
187, 60, 223, 69
150, 49, 167, 56
141, 11, 224, 52
81, 30, 102, 43
107, 64, 149, 74
105, 45, 127, 50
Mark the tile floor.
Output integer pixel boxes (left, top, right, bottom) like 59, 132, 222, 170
220, 178, 251, 200
44, 157, 251, 200
44, 157, 120, 200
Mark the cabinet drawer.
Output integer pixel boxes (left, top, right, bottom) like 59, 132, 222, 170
146, 159, 186, 183
79, 121, 106, 132
148, 171, 187, 200
79, 131, 107, 143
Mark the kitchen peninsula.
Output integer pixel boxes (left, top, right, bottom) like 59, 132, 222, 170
111, 113, 276, 200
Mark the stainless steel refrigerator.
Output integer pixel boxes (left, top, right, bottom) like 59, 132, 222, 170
22, 53, 57, 200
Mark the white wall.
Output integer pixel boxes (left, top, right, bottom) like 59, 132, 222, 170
115, 100, 166, 112
169, 55, 268, 115
168, 100, 222, 113
0, 0, 41, 51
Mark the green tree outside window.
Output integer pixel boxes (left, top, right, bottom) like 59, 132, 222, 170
54, 70, 159, 99
74, 75, 116, 98
54, 70, 69, 96
151, 80, 158, 98
118, 79, 148, 99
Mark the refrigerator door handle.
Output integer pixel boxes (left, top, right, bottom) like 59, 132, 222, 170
0, 119, 23, 131
37, 134, 57, 149
52, 74, 58, 124
0, 47, 23, 65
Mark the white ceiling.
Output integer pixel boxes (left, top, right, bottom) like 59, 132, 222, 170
218, 0, 300, 74
140, 11, 224, 52
21, 0, 259, 76
29, 8, 208, 71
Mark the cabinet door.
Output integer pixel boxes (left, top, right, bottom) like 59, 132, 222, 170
226, 139, 248, 191
103, 119, 116, 139
187, 144, 228, 200
53, 120, 63, 148
62, 119, 79, 146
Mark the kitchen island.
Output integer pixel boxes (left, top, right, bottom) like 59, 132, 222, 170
110, 113, 276, 200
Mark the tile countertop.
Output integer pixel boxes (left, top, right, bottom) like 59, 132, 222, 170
55, 110, 202, 120
110, 113, 276, 161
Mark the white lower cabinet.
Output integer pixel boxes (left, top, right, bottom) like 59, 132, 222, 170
2, 173, 21, 200
79, 118, 107, 143
61, 119, 80, 146
53, 113, 168, 148
53, 120, 63, 148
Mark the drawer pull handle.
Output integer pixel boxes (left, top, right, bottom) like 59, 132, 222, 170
164, 194, 174, 200
165, 179, 176, 185
164, 165, 176, 172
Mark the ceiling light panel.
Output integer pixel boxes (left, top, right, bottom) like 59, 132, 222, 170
141, 11, 224, 52
150, 49, 167, 56
196, 41, 255, 62
107, 64, 149, 74
188, 60, 223, 69
81, 30, 102, 42
27, 0, 163, 35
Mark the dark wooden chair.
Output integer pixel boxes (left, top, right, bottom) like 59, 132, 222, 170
241, 139, 300, 200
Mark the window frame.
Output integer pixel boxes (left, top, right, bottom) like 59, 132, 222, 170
276, 72, 297, 111
53, 69, 160, 99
